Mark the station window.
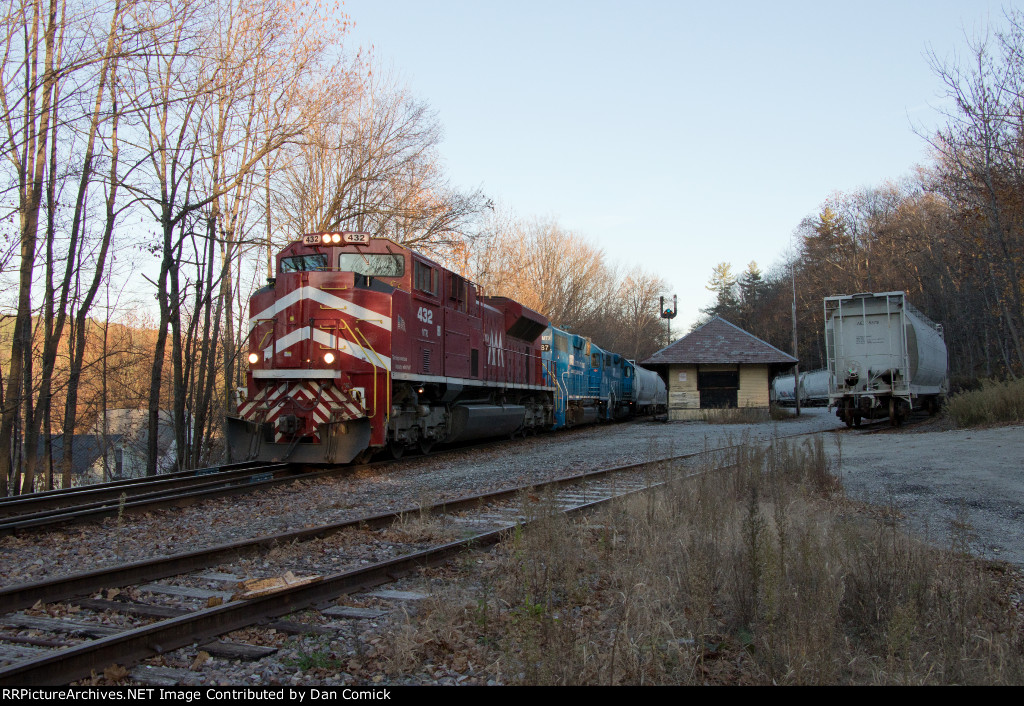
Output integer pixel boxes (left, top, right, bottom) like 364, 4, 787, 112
414, 261, 437, 295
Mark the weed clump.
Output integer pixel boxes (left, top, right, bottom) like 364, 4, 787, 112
945, 378, 1024, 427
698, 407, 771, 424
375, 436, 1024, 685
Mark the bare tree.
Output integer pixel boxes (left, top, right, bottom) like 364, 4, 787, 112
277, 69, 486, 256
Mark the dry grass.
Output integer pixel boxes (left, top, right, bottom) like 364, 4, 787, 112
698, 407, 771, 424
377, 437, 1024, 685
945, 378, 1024, 427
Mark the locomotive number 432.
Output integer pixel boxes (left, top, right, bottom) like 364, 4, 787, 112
303, 232, 369, 245
416, 307, 433, 325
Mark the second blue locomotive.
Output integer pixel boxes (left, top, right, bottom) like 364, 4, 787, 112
541, 325, 666, 428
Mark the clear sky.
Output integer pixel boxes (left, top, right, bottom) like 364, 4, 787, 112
338, 0, 1022, 331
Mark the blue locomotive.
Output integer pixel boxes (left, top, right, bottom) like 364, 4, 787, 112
541, 325, 666, 428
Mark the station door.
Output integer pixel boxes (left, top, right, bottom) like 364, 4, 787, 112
698, 370, 739, 408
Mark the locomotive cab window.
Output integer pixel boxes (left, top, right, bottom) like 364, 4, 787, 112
414, 261, 438, 296
280, 254, 328, 273
449, 274, 467, 311
591, 352, 601, 368
337, 253, 404, 277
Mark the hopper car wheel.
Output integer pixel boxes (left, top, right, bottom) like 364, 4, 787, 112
854, 414, 862, 427
419, 439, 435, 455
387, 441, 405, 460
888, 399, 904, 427
842, 402, 855, 427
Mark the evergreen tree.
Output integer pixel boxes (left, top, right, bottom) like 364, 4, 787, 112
702, 262, 740, 320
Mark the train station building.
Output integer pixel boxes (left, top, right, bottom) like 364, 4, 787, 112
641, 316, 797, 421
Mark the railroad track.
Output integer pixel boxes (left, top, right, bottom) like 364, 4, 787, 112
0, 422, 640, 536
0, 462, 322, 536
0, 433, 794, 686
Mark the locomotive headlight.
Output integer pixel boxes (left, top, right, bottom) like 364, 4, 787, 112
324, 352, 336, 364
248, 353, 259, 365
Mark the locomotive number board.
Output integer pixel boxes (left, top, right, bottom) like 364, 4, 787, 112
303, 233, 370, 245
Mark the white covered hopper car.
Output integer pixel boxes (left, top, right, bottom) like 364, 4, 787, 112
824, 292, 947, 426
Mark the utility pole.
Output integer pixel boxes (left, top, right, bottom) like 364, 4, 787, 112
660, 295, 677, 348
791, 265, 800, 417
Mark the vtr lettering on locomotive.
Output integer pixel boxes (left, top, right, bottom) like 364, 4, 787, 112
225, 232, 667, 464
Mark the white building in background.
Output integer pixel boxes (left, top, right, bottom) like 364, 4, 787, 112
45, 409, 189, 485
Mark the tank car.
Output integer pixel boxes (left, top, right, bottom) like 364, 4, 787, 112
771, 369, 829, 406
631, 363, 668, 414
823, 292, 947, 426
771, 372, 799, 405
801, 369, 829, 405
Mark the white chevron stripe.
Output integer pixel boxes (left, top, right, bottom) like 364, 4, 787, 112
249, 286, 391, 331
244, 379, 372, 429
261, 325, 392, 371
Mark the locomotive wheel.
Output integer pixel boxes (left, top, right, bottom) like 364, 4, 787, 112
387, 442, 405, 460
352, 449, 375, 465
854, 414, 862, 427
419, 439, 435, 455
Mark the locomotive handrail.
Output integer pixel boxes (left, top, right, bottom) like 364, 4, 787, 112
353, 324, 391, 419
253, 318, 275, 353
546, 360, 567, 418
336, 319, 388, 421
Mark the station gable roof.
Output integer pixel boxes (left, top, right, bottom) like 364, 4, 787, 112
641, 316, 798, 367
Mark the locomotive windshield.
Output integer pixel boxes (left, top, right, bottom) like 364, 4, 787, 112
280, 254, 328, 272
338, 253, 405, 277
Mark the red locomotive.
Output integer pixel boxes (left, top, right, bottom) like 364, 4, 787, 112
226, 232, 553, 464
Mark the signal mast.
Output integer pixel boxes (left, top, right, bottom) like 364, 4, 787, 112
660, 295, 677, 347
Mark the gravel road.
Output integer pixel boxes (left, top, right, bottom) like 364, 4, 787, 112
830, 419, 1024, 566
